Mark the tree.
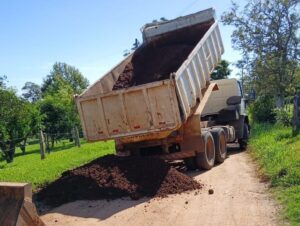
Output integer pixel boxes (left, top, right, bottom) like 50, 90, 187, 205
22, 82, 42, 103
0, 88, 41, 162
222, 0, 300, 107
131, 39, 140, 51
152, 17, 168, 23
123, 38, 141, 57
0, 75, 7, 88
211, 60, 231, 80
39, 84, 78, 148
39, 63, 88, 147
40, 63, 89, 148
42, 62, 89, 95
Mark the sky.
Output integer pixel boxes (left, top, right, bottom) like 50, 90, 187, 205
0, 0, 244, 93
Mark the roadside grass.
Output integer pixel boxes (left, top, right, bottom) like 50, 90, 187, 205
0, 139, 115, 190
250, 123, 300, 225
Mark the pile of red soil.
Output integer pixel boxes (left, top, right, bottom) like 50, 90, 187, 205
112, 44, 194, 90
36, 155, 201, 207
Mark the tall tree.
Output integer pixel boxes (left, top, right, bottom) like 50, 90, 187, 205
0, 88, 41, 162
211, 60, 232, 80
22, 82, 42, 103
42, 62, 89, 95
222, 0, 300, 107
39, 84, 78, 148
40, 63, 88, 147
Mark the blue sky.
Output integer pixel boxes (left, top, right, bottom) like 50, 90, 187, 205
0, 0, 244, 92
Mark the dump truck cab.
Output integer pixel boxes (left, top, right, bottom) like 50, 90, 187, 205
201, 78, 250, 148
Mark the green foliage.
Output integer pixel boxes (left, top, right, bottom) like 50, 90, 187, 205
131, 38, 140, 51
39, 84, 78, 141
250, 124, 300, 224
123, 38, 141, 57
248, 94, 276, 123
0, 75, 7, 88
22, 82, 42, 103
0, 140, 115, 190
273, 105, 294, 127
211, 60, 231, 80
38, 62, 89, 146
0, 87, 42, 162
222, 0, 300, 107
41, 62, 89, 95
1, 63, 89, 162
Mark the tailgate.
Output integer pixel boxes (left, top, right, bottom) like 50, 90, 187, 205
76, 80, 181, 141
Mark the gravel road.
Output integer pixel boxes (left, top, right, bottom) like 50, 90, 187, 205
41, 146, 282, 226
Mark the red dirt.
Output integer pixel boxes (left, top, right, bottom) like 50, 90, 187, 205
36, 155, 202, 207
112, 21, 214, 91
113, 44, 194, 90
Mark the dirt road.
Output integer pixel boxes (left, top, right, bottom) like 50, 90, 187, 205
41, 147, 282, 226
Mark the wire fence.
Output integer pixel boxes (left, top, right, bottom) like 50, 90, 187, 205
0, 131, 81, 144
0, 127, 82, 162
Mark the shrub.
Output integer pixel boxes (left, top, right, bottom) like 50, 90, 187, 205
273, 106, 293, 126
248, 94, 276, 123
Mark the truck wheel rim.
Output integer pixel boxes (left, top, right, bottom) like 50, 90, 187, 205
219, 133, 226, 156
207, 137, 214, 161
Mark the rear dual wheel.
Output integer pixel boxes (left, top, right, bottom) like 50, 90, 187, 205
184, 129, 227, 170
211, 128, 227, 163
196, 132, 215, 170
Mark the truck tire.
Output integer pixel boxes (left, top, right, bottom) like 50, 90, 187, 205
211, 128, 227, 163
184, 157, 197, 170
239, 123, 250, 150
196, 132, 215, 170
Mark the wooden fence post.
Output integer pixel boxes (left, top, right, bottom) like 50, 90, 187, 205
44, 133, 50, 154
75, 127, 81, 147
39, 131, 46, 160
72, 128, 76, 146
293, 94, 300, 133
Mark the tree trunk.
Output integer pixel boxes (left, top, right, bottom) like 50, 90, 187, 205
0, 143, 10, 163
51, 136, 55, 149
45, 133, 50, 153
276, 93, 285, 108
7, 142, 16, 163
293, 94, 300, 135
20, 138, 27, 155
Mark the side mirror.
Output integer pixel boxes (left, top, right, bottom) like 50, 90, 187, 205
226, 96, 242, 105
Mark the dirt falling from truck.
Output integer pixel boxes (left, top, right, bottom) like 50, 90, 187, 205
112, 44, 195, 90
36, 155, 202, 208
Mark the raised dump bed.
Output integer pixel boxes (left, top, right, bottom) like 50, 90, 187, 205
76, 8, 224, 143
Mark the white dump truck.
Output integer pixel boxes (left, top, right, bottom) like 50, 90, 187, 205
75, 8, 250, 170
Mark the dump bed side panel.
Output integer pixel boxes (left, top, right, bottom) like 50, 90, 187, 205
76, 80, 181, 142
175, 22, 224, 120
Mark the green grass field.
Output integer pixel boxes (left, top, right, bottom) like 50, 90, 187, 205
250, 124, 300, 225
0, 139, 115, 190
